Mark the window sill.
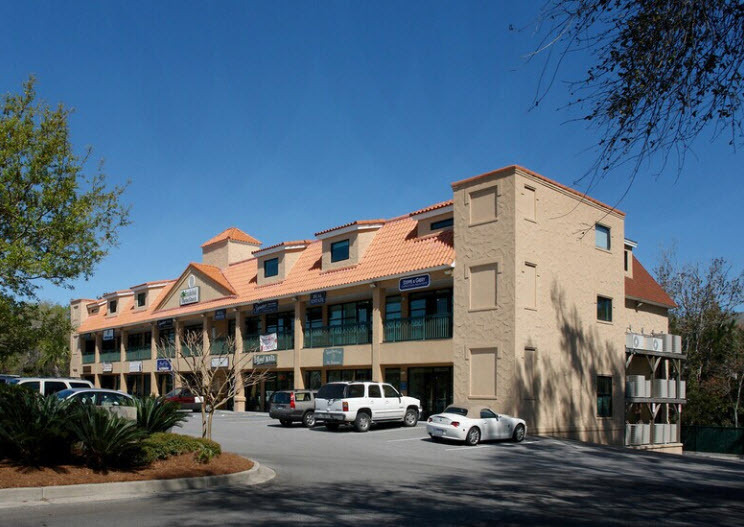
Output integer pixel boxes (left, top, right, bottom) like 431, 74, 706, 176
468, 218, 499, 228
595, 247, 613, 254
596, 319, 614, 326
524, 307, 537, 312
523, 218, 537, 224
468, 306, 499, 313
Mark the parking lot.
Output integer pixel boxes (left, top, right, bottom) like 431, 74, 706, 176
6, 411, 744, 526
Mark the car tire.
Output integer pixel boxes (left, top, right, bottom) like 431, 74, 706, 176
280, 419, 292, 427
403, 408, 418, 427
512, 424, 525, 443
325, 423, 340, 431
465, 426, 481, 446
302, 411, 316, 428
354, 412, 371, 433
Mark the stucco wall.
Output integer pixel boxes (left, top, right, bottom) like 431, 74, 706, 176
160, 271, 229, 311
625, 299, 669, 335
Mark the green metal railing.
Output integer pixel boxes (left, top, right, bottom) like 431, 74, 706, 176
126, 345, 151, 361
243, 333, 260, 352
383, 314, 452, 342
82, 353, 95, 364
682, 425, 744, 455
158, 345, 176, 359
303, 323, 371, 348
99, 350, 120, 363
211, 338, 230, 355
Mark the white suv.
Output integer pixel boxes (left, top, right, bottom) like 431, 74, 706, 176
314, 381, 423, 432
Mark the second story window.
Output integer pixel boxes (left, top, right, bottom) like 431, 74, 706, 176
136, 292, 146, 308
331, 239, 350, 262
264, 257, 279, 278
597, 296, 613, 322
108, 300, 117, 314
431, 217, 454, 230
595, 224, 611, 250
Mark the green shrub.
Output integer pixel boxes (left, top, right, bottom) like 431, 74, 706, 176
136, 432, 221, 465
135, 396, 188, 435
68, 403, 147, 469
0, 385, 75, 465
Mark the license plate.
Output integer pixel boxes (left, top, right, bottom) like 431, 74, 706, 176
433, 429, 444, 436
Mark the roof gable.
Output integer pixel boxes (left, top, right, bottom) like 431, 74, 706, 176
625, 256, 676, 308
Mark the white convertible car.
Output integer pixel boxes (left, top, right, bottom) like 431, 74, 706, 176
426, 405, 527, 445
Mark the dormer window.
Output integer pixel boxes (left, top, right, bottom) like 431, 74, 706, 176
431, 217, 454, 230
264, 257, 279, 278
136, 292, 146, 308
331, 239, 350, 262
108, 299, 118, 314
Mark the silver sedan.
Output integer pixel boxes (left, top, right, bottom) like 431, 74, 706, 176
426, 405, 527, 445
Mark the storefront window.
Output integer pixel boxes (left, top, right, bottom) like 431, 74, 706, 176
305, 370, 322, 390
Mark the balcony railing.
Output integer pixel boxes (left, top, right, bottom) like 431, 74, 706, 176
126, 345, 151, 361
99, 350, 120, 363
158, 344, 176, 359
243, 331, 294, 352
82, 353, 95, 364
211, 338, 232, 355
383, 314, 452, 342
304, 323, 371, 348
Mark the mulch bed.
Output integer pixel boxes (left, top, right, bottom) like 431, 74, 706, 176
0, 453, 253, 489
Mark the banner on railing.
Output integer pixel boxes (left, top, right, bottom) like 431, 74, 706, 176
156, 358, 172, 372
260, 333, 278, 352
399, 274, 430, 291
254, 354, 277, 366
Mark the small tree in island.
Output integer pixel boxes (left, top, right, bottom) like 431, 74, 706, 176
158, 332, 272, 439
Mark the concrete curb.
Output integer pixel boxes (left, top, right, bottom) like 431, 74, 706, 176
0, 460, 275, 508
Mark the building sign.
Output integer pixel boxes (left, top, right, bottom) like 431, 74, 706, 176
323, 348, 344, 366
211, 357, 228, 369
129, 361, 143, 373
254, 353, 277, 366
156, 359, 172, 372
253, 300, 278, 315
214, 309, 226, 321
180, 286, 200, 306
157, 318, 174, 330
260, 333, 278, 352
102, 362, 113, 372
103, 329, 114, 341
399, 274, 430, 292
309, 292, 327, 305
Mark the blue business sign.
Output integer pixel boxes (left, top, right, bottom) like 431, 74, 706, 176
309, 292, 326, 305
156, 359, 172, 372
399, 274, 430, 292
253, 300, 278, 315
157, 319, 174, 330
323, 348, 344, 366
102, 329, 114, 341
214, 309, 226, 321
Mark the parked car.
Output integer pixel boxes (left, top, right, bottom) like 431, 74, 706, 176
314, 381, 422, 432
0, 374, 20, 384
269, 390, 318, 427
426, 405, 526, 445
9, 377, 94, 395
164, 387, 203, 412
55, 388, 134, 406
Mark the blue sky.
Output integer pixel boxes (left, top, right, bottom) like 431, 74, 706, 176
1, 1, 740, 305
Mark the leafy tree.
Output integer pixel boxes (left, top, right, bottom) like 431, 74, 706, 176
533, 1, 744, 179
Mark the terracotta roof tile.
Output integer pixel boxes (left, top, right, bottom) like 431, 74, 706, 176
201, 227, 261, 248
188, 263, 237, 295
625, 256, 676, 308
252, 240, 313, 256
314, 220, 386, 237
410, 200, 453, 216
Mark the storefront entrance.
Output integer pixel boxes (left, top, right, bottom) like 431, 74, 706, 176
99, 374, 119, 390
245, 371, 294, 411
126, 374, 151, 398
157, 373, 174, 396
407, 366, 453, 417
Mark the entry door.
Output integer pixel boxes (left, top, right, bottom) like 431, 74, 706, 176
407, 367, 453, 417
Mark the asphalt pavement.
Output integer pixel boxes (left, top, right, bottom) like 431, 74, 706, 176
4, 411, 744, 526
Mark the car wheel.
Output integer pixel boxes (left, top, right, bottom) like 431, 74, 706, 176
302, 411, 316, 428
403, 408, 418, 427
325, 423, 340, 431
354, 412, 371, 432
512, 424, 525, 443
465, 426, 481, 446
280, 419, 292, 427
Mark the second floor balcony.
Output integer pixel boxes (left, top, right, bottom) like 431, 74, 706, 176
126, 345, 151, 361
99, 350, 120, 363
383, 314, 452, 343
304, 322, 372, 348
243, 330, 294, 352
82, 352, 95, 364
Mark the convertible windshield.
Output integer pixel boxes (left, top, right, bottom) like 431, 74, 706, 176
443, 406, 469, 416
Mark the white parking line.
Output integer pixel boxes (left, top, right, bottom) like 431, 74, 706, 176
387, 437, 427, 442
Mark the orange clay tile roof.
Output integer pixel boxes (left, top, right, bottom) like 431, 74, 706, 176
252, 240, 314, 255
129, 280, 175, 289
451, 165, 625, 217
314, 220, 386, 237
201, 227, 261, 248
187, 263, 237, 295
410, 200, 453, 216
626, 256, 676, 308
76, 214, 454, 333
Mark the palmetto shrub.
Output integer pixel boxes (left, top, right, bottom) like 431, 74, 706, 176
68, 403, 147, 469
0, 384, 74, 465
134, 396, 187, 435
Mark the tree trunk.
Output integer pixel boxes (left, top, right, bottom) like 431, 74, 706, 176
735, 374, 743, 429
201, 404, 208, 439
207, 407, 214, 439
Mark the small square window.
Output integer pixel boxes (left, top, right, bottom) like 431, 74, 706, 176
137, 292, 146, 308
597, 296, 612, 322
108, 300, 117, 314
331, 239, 350, 263
595, 224, 611, 250
597, 376, 612, 417
264, 257, 279, 278
431, 217, 454, 230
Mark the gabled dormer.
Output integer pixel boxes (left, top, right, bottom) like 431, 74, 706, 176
101, 290, 133, 317
252, 240, 312, 286
155, 263, 237, 311
410, 201, 454, 236
129, 280, 174, 311
201, 227, 261, 269
315, 220, 385, 271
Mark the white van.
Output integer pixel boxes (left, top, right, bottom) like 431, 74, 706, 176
10, 377, 94, 396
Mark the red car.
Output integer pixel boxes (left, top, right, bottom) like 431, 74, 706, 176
164, 387, 203, 412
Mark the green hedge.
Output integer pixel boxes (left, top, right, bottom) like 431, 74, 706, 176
135, 432, 222, 465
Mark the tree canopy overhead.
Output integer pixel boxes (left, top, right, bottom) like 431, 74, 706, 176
0, 77, 130, 299
534, 0, 744, 180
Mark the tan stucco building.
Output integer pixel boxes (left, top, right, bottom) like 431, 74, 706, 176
69, 165, 683, 450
